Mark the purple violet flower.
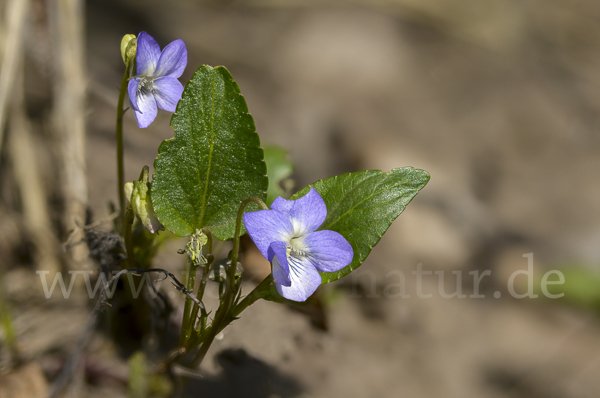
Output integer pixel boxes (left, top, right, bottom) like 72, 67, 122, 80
128, 32, 187, 128
243, 188, 354, 302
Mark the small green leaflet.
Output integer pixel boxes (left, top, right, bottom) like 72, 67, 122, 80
152, 65, 267, 240
263, 145, 294, 205
291, 167, 430, 283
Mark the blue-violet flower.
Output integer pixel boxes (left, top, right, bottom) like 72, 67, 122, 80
243, 188, 353, 302
128, 32, 187, 128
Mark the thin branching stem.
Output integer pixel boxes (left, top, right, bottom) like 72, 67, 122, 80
186, 229, 213, 341
180, 257, 196, 345
187, 273, 273, 358
191, 197, 268, 366
115, 64, 130, 230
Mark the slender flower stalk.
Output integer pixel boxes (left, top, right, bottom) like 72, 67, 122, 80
180, 257, 198, 345
191, 197, 268, 366
180, 230, 208, 345
115, 65, 130, 228
115, 32, 186, 230
187, 229, 213, 340
229, 273, 274, 319
187, 273, 274, 360
115, 35, 137, 229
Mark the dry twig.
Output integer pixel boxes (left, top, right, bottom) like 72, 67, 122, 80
49, 0, 89, 267
9, 69, 61, 273
0, 0, 30, 160
49, 267, 204, 397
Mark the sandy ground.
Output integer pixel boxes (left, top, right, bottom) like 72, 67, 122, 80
3, 0, 600, 397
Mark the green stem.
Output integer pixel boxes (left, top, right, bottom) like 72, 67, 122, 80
180, 258, 198, 345
229, 197, 267, 283
230, 274, 273, 319
0, 272, 18, 360
115, 64, 130, 231
187, 229, 213, 339
189, 274, 273, 364
190, 197, 268, 366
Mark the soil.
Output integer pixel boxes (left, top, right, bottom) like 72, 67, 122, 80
3, 0, 600, 397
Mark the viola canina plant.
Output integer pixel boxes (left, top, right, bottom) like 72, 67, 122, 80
106, 30, 429, 386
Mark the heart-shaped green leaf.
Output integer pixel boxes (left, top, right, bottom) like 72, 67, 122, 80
291, 167, 430, 283
152, 65, 267, 239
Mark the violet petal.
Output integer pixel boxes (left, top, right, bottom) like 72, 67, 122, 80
134, 91, 158, 128
271, 188, 326, 236
153, 77, 184, 112
154, 39, 187, 78
243, 209, 293, 259
136, 32, 161, 76
304, 230, 353, 272
276, 255, 322, 302
127, 78, 141, 112
269, 241, 291, 287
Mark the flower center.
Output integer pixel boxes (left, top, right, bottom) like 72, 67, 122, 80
287, 235, 309, 258
137, 77, 156, 95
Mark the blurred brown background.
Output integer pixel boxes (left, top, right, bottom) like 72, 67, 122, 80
2, 0, 600, 397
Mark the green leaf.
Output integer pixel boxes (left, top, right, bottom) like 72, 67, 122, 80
291, 167, 430, 283
152, 65, 268, 239
537, 265, 600, 306
263, 145, 294, 205
0, 273, 17, 352
127, 351, 148, 398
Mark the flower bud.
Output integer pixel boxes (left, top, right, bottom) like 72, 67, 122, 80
120, 34, 137, 65
124, 182, 134, 203
125, 166, 164, 234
